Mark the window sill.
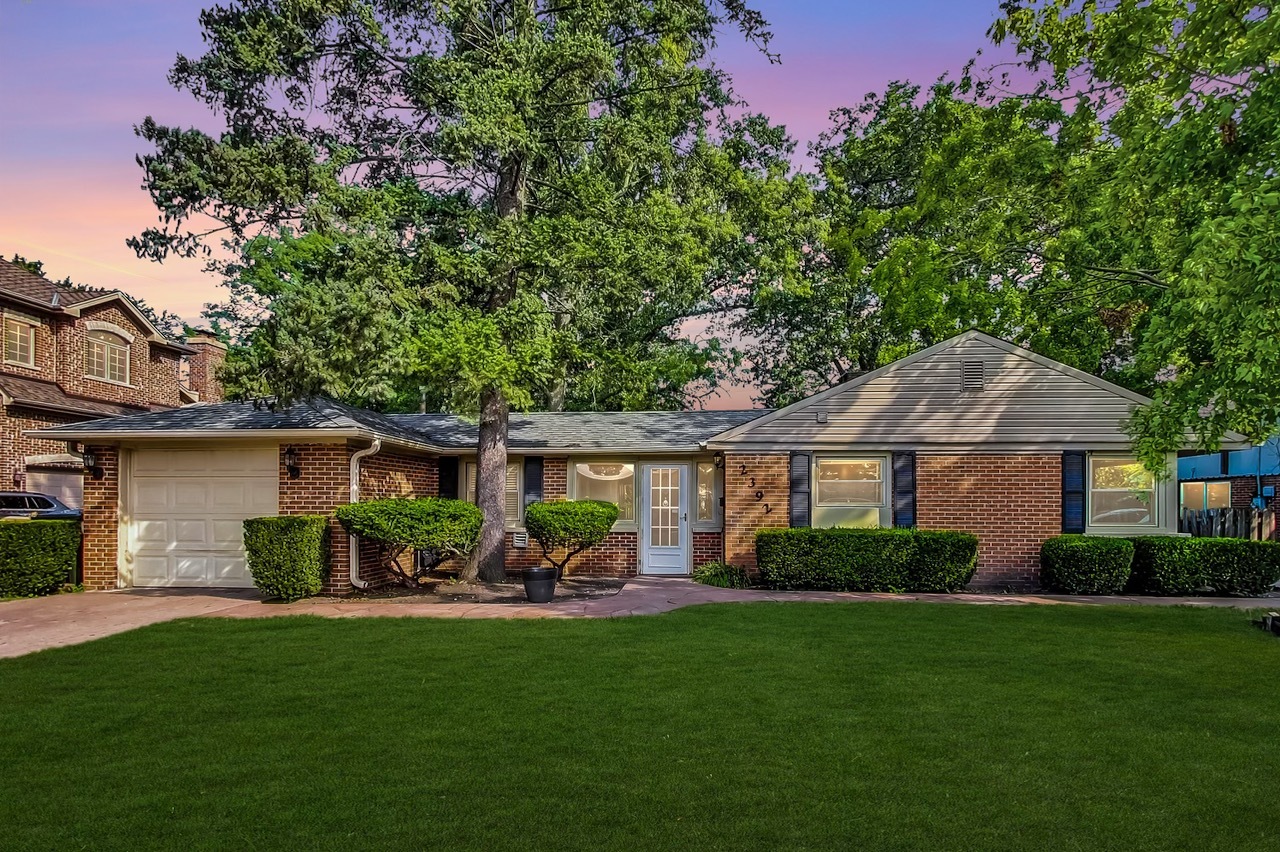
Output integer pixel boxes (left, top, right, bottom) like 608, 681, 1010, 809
84, 375, 135, 389
3, 360, 38, 370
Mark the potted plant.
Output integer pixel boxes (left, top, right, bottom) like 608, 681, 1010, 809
522, 499, 620, 601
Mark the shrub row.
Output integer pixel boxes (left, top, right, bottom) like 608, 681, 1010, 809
1039, 534, 1280, 596
0, 519, 80, 598
756, 528, 978, 593
243, 515, 330, 602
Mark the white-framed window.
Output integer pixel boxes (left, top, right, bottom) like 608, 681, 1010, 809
696, 461, 720, 524
1180, 480, 1231, 512
463, 461, 522, 522
3, 317, 35, 367
86, 330, 129, 384
572, 462, 636, 522
1088, 456, 1157, 527
815, 458, 885, 506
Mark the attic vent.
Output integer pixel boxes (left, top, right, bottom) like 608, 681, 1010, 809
961, 360, 986, 392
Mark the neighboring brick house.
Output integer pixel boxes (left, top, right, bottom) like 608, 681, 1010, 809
1178, 442, 1280, 539
32, 331, 1230, 592
0, 259, 224, 506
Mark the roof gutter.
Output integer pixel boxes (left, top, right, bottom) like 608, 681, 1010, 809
23, 426, 448, 454
347, 438, 382, 590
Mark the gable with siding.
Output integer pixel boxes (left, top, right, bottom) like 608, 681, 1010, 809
708, 331, 1150, 451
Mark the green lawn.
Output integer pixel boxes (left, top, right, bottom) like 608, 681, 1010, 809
1, 604, 1277, 850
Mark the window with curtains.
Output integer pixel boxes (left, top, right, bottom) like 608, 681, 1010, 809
3, 317, 35, 367
1088, 456, 1157, 526
86, 330, 129, 384
1180, 480, 1231, 511
572, 462, 635, 521
814, 458, 885, 506
462, 462, 522, 522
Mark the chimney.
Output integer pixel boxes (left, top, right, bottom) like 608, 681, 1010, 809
184, 332, 228, 403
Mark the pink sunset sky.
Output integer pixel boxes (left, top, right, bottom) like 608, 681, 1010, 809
0, 0, 1010, 322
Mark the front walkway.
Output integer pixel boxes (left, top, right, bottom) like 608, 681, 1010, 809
1, 578, 1271, 658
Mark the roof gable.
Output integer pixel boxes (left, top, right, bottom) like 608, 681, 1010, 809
709, 331, 1155, 450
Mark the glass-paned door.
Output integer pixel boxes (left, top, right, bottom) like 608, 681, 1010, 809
641, 464, 690, 575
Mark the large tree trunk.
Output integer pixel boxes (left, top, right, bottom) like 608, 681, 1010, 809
469, 387, 510, 583
466, 137, 526, 582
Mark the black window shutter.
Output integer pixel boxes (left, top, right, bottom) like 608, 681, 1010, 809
892, 451, 916, 528
438, 457, 459, 499
789, 452, 811, 528
1062, 451, 1086, 534
523, 456, 544, 509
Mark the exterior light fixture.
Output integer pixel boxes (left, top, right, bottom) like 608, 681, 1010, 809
284, 446, 302, 480
712, 451, 725, 469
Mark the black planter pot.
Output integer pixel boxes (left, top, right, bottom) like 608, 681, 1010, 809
523, 567, 557, 603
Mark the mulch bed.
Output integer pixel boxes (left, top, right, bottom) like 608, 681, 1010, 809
322, 575, 627, 605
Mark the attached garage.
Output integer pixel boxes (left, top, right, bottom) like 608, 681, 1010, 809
25, 468, 83, 509
126, 447, 278, 588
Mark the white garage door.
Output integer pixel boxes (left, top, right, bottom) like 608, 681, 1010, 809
128, 448, 279, 588
26, 470, 83, 509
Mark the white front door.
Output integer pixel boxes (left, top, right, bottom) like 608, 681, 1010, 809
641, 463, 690, 575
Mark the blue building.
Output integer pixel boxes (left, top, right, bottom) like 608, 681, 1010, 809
1178, 439, 1280, 511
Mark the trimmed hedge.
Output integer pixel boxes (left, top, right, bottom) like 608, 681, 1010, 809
525, 500, 619, 577
1129, 536, 1280, 596
692, 561, 751, 589
1040, 535, 1134, 595
335, 498, 483, 554
335, 498, 483, 584
756, 528, 978, 593
243, 515, 329, 602
0, 519, 80, 598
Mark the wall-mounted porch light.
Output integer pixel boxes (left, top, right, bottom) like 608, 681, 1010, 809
283, 446, 302, 480
712, 451, 725, 469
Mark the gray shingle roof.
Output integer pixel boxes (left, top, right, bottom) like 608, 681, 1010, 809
29, 399, 770, 452
392, 410, 768, 451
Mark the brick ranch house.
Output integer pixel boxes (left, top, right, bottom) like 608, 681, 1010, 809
31, 331, 1241, 593
0, 258, 224, 509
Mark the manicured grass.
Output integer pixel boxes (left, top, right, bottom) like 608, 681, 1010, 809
1, 603, 1277, 850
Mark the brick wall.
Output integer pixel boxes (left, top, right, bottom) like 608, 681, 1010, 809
54, 304, 184, 408
916, 454, 1061, 588
509, 530, 639, 578
543, 457, 568, 498
693, 531, 724, 567
0, 407, 77, 480
185, 335, 227, 403
278, 443, 353, 594
724, 453, 789, 570
80, 445, 118, 590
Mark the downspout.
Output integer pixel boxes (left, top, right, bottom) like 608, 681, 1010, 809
348, 438, 383, 590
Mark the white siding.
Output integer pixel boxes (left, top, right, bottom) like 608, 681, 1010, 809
713, 334, 1144, 450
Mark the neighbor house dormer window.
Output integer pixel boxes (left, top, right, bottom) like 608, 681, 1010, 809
3, 316, 36, 368
86, 330, 129, 384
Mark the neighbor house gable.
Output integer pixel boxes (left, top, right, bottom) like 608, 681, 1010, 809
707, 331, 1161, 451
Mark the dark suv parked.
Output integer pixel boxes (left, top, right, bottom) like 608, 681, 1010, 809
0, 492, 81, 520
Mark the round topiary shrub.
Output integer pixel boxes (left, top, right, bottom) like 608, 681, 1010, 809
335, 498, 483, 586
1040, 535, 1134, 595
524, 499, 619, 578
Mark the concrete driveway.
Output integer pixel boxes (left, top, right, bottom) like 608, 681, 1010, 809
2, 581, 1268, 659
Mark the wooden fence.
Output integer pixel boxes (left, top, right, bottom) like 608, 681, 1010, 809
1179, 507, 1277, 541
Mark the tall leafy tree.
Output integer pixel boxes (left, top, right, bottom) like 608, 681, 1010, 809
993, 1, 1280, 465
131, 0, 772, 580
735, 81, 1131, 407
